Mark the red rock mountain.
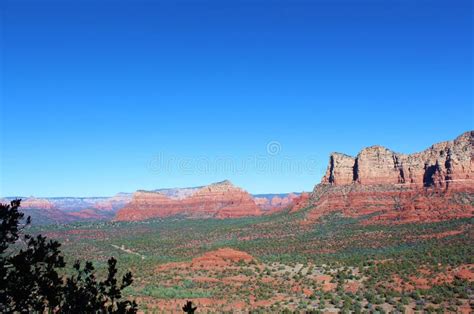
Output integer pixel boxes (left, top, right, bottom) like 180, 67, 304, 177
302, 131, 474, 224
114, 180, 262, 221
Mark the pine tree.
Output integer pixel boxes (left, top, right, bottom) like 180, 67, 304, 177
0, 200, 138, 313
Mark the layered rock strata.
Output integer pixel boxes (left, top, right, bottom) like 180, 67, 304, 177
304, 131, 473, 224
115, 180, 262, 221
322, 131, 473, 189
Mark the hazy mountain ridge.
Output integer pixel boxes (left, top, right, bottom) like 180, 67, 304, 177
0, 194, 133, 225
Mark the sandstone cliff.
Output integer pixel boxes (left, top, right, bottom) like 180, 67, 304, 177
305, 131, 474, 224
322, 131, 473, 189
114, 180, 262, 221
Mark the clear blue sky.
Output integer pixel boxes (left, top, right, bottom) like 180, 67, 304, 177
1, 0, 472, 197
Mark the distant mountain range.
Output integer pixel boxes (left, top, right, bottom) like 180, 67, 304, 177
1, 184, 303, 224
0, 194, 133, 224
2, 131, 472, 225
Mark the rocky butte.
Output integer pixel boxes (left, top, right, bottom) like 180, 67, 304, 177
302, 131, 473, 224
114, 180, 263, 221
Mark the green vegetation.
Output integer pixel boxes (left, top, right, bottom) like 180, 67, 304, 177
126, 284, 212, 299
29, 209, 473, 312
0, 200, 137, 313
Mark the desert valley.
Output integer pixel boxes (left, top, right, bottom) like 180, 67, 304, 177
3, 131, 473, 312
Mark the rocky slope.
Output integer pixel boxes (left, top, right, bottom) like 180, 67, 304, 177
303, 131, 474, 224
114, 180, 262, 221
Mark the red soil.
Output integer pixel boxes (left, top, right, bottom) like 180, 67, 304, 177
156, 248, 254, 273
388, 264, 474, 292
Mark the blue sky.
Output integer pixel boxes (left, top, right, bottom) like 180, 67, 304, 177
1, 0, 472, 197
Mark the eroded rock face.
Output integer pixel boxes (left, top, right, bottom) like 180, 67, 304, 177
114, 180, 262, 221
322, 131, 473, 189
305, 131, 474, 224
355, 146, 405, 185
322, 153, 356, 185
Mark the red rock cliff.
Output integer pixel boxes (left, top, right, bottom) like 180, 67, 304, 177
306, 131, 474, 224
322, 131, 473, 189
114, 180, 262, 221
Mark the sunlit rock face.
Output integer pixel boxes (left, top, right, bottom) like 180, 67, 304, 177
114, 180, 263, 221
322, 131, 473, 189
304, 131, 474, 224
322, 153, 356, 186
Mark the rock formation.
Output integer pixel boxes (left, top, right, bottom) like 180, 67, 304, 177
4, 132, 472, 225
305, 131, 474, 224
324, 153, 356, 185
322, 131, 473, 190
114, 180, 262, 221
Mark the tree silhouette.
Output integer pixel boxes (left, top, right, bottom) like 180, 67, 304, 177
182, 300, 197, 313
0, 199, 137, 313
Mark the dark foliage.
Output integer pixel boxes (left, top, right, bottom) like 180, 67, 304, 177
182, 300, 197, 313
0, 200, 137, 313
